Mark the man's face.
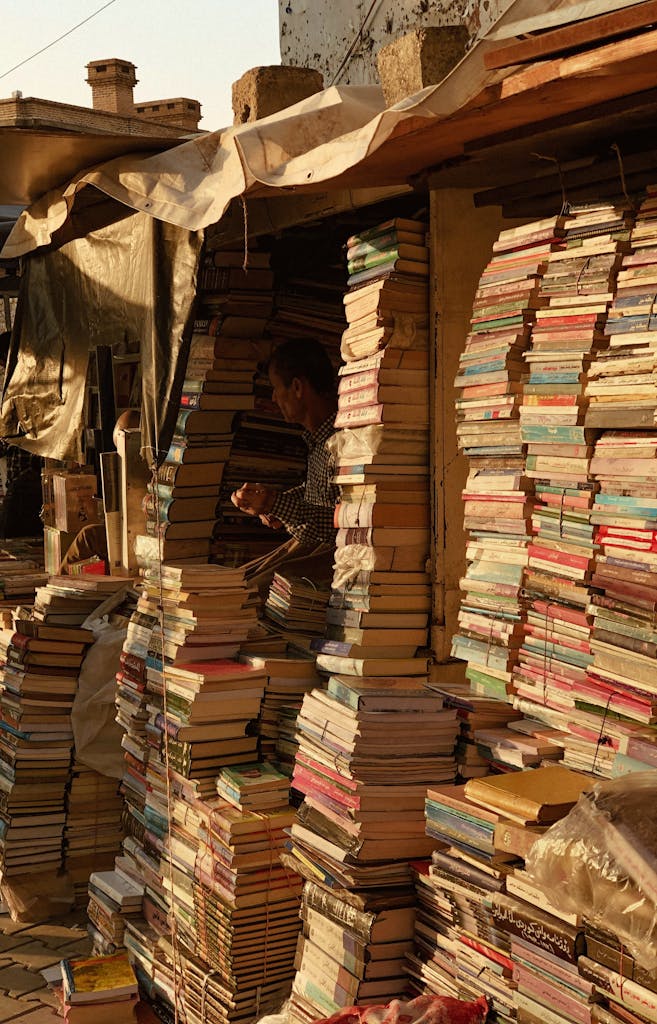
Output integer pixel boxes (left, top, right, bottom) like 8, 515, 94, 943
269, 367, 304, 423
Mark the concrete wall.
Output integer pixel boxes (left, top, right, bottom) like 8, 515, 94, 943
278, 0, 511, 86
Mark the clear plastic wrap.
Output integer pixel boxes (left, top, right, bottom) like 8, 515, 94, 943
526, 771, 657, 970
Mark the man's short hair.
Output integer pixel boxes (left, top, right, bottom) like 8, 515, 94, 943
268, 339, 336, 397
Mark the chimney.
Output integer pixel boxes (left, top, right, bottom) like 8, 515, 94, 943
86, 58, 137, 115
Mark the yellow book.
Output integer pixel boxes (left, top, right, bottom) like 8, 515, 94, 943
62, 951, 138, 1004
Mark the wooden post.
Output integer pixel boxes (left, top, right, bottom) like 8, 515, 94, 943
95, 345, 117, 453
116, 428, 149, 575
429, 190, 510, 674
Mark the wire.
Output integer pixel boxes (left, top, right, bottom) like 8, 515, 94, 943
0, 0, 121, 82
330, 0, 383, 86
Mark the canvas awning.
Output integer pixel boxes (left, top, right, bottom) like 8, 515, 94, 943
2, 0, 652, 260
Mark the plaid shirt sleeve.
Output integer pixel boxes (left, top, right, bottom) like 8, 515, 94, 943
270, 417, 339, 546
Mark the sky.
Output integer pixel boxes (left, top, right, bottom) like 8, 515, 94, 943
0, 0, 282, 131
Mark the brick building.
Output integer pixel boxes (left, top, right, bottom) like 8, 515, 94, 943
0, 57, 202, 137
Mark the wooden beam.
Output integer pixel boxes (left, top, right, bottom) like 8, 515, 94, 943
485, 0, 645, 41
429, 190, 512, 661
485, 0, 657, 69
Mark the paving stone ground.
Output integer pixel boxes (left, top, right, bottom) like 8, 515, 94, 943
0, 910, 90, 1021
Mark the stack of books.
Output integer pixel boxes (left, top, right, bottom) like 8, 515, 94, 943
87, 865, 144, 954
216, 760, 290, 810
0, 584, 117, 877
290, 678, 459, 879
239, 650, 321, 766
216, 402, 306, 567
282, 218, 457, 1024
0, 559, 48, 610
585, 191, 657, 429
294, 881, 417, 1017
198, 249, 274, 336
583, 430, 657, 773
451, 217, 564, 715
64, 760, 124, 904
499, 208, 627, 770
264, 573, 331, 650
433, 688, 523, 779
158, 781, 301, 1023
136, 562, 260, 666
409, 766, 591, 1024
58, 950, 139, 1024
345, 218, 429, 289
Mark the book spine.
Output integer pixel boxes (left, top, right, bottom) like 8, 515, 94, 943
490, 894, 583, 962
302, 882, 376, 942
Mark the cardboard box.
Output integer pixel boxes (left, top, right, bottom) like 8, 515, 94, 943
52, 473, 100, 533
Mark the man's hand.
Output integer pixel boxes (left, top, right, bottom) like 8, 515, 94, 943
231, 482, 277, 517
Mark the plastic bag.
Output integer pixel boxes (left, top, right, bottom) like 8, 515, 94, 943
257, 995, 488, 1024
526, 771, 657, 970
71, 617, 126, 779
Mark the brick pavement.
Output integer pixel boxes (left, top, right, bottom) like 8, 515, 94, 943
0, 910, 91, 1022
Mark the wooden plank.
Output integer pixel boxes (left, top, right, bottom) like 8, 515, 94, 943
117, 427, 148, 575
485, 0, 643, 41
500, 24, 657, 97
485, 0, 657, 69
429, 190, 511, 663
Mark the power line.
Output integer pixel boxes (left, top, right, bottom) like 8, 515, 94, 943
0, 0, 121, 82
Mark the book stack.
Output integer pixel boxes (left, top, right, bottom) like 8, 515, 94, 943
87, 865, 144, 954
284, 678, 459, 1021
137, 562, 260, 666
451, 217, 563, 719
198, 250, 274, 336
32, 574, 131, 625
64, 760, 124, 904
0, 559, 48, 609
580, 430, 657, 774
157, 777, 301, 1024
264, 573, 331, 650
293, 881, 417, 1020
216, 760, 290, 810
435, 689, 523, 779
585, 192, 657, 429
508, 206, 631, 765
215, 402, 306, 566
345, 217, 429, 289
59, 950, 139, 1024
268, 225, 346, 351
409, 766, 592, 1024
0, 601, 105, 877
239, 651, 321, 767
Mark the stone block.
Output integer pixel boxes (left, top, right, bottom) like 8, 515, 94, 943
0, 993, 33, 1021
376, 26, 470, 107
0, 964, 45, 997
232, 65, 323, 124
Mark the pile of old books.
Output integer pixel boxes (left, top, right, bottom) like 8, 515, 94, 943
216, 392, 306, 566
451, 217, 563, 719
57, 950, 139, 1024
497, 205, 631, 771
87, 864, 144, 955
64, 761, 124, 905
583, 430, 657, 774
239, 650, 321, 767
145, 326, 251, 564
0, 548, 47, 610
160, 771, 301, 1024
586, 191, 657, 428
408, 765, 591, 1024
280, 218, 459, 1024
0, 577, 126, 878
264, 572, 331, 649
